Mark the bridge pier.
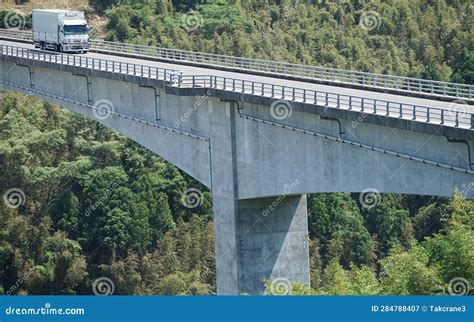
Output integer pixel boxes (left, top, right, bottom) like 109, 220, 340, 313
237, 194, 310, 294
213, 193, 310, 295
210, 101, 310, 294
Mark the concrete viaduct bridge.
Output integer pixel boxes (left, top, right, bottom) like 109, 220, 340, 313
1, 29, 473, 295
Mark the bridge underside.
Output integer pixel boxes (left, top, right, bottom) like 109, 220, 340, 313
1, 59, 473, 294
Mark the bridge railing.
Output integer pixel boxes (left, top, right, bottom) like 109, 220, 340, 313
1, 29, 473, 101
173, 75, 473, 129
0, 44, 180, 81
90, 40, 474, 101
0, 29, 31, 41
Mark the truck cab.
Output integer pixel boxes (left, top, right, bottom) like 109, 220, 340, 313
59, 20, 90, 53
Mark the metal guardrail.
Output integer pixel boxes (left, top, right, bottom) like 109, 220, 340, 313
171, 75, 473, 129
0, 29, 31, 40
0, 44, 180, 81
1, 29, 473, 101
92, 40, 474, 101
0, 43, 472, 129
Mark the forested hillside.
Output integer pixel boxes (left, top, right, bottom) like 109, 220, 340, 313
0, 0, 473, 295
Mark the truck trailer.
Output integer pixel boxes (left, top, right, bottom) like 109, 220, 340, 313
32, 9, 90, 53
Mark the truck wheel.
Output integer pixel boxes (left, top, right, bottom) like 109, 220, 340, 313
40, 42, 45, 51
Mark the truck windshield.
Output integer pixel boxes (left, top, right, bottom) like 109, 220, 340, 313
64, 25, 88, 35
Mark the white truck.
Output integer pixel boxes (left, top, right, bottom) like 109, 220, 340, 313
33, 9, 90, 53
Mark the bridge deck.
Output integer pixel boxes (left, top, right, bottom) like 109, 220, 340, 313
1, 39, 469, 111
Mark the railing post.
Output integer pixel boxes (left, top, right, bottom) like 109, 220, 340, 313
471, 114, 474, 129
440, 109, 444, 125
426, 108, 430, 123
361, 98, 364, 112
399, 103, 403, 118
455, 112, 459, 127
413, 106, 416, 120
374, 100, 377, 114
348, 97, 352, 110
386, 102, 390, 116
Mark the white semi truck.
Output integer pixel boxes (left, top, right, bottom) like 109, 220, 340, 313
33, 9, 90, 53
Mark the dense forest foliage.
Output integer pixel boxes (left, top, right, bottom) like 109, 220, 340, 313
0, 0, 473, 295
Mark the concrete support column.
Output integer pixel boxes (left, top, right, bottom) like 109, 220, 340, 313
210, 101, 309, 294
236, 194, 310, 294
